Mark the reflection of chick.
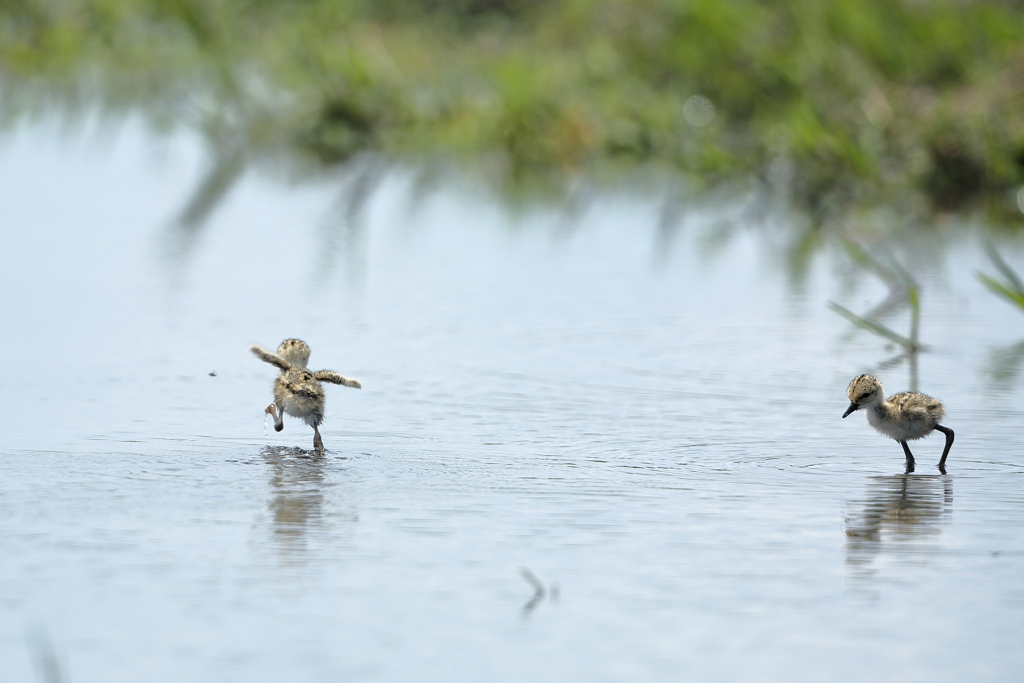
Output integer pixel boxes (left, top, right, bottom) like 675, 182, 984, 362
250, 339, 361, 452
842, 374, 954, 473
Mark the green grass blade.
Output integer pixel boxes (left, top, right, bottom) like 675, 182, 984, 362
842, 239, 872, 270
977, 272, 1024, 311
985, 244, 1024, 294
842, 239, 899, 287
907, 283, 920, 344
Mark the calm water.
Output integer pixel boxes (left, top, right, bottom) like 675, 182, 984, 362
2, 122, 1024, 682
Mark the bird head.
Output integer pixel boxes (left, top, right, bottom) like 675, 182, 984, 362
278, 339, 311, 369
843, 374, 883, 418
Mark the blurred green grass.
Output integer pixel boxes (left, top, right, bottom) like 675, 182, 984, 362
2, 0, 1023, 220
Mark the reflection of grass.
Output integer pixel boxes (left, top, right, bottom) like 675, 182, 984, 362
985, 341, 1024, 387
977, 245, 1024, 312
829, 241, 921, 354
829, 301, 918, 352
978, 246, 1024, 387
28, 628, 66, 683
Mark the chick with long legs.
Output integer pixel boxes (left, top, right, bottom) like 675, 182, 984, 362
251, 339, 361, 452
842, 374, 954, 474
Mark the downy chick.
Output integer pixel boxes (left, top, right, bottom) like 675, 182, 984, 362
842, 374, 954, 473
251, 339, 361, 452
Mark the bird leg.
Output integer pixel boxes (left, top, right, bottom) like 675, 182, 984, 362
265, 404, 284, 432
900, 441, 916, 473
935, 425, 954, 474
312, 425, 325, 453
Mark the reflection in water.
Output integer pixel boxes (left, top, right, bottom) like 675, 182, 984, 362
844, 475, 952, 584
832, 243, 925, 391
315, 156, 386, 293
261, 446, 335, 560
170, 147, 246, 257
518, 567, 559, 619
160, 139, 248, 267
985, 340, 1024, 389
865, 349, 920, 396
652, 186, 686, 265
27, 627, 66, 683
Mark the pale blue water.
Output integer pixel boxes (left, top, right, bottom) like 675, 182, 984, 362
1, 121, 1023, 682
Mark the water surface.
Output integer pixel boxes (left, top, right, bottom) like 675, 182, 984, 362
1, 123, 1023, 682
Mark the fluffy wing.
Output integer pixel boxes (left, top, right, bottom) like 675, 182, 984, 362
313, 370, 362, 389
892, 392, 945, 423
250, 345, 290, 371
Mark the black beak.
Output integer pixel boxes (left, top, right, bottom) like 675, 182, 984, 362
842, 402, 859, 418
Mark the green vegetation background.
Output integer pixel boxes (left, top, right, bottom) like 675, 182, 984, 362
2, 0, 1023, 220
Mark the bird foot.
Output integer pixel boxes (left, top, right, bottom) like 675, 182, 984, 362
265, 405, 284, 431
